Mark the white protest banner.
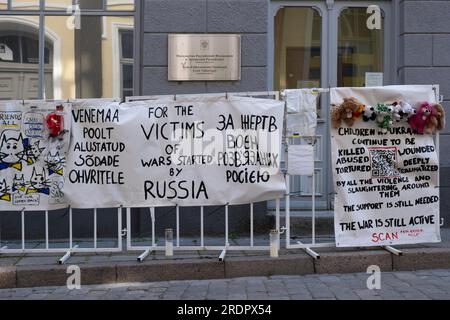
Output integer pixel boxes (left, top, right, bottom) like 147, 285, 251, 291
331, 85, 441, 247
64, 96, 285, 208
0, 101, 71, 211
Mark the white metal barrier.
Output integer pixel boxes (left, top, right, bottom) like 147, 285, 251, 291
281, 89, 335, 260
126, 203, 281, 262
0, 89, 444, 263
0, 208, 123, 264
125, 92, 284, 261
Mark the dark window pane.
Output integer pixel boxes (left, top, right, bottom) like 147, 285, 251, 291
21, 36, 39, 64
0, 35, 21, 63
44, 46, 50, 64
122, 63, 133, 89
121, 31, 133, 59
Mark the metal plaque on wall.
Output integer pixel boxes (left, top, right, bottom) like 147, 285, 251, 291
168, 34, 241, 81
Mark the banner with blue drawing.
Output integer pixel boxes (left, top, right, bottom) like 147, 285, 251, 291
0, 101, 71, 210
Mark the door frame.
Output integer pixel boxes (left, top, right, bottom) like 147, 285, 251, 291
329, 0, 394, 87
268, 1, 395, 90
268, 0, 395, 210
268, 1, 331, 210
268, 1, 330, 91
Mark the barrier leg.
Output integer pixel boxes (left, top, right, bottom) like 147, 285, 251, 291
94, 208, 98, 249
219, 249, 227, 262
45, 211, 49, 250
225, 204, 229, 247
69, 207, 73, 249
151, 207, 155, 247
117, 207, 123, 250
21, 209, 25, 251
176, 205, 180, 248
250, 203, 254, 247
58, 245, 79, 265
285, 175, 290, 248
297, 240, 320, 259
137, 246, 156, 262
200, 206, 204, 248
126, 208, 131, 250
312, 171, 316, 245
275, 198, 280, 249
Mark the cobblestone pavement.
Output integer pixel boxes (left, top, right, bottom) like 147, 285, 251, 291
1, 269, 450, 300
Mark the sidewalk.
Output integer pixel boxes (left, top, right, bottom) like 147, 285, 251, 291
1, 269, 450, 300
1, 229, 450, 289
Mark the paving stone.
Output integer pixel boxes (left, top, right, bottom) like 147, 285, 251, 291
247, 293, 270, 299
27, 293, 49, 300
227, 293, 247, 300
289, 294, 313, 300
0, 292, 12, 299
400, 290, 431, 300
354, 289, 383, 300
328, 286, 360, 300
378, 289, 406, 300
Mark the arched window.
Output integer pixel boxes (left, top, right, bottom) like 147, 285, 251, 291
0, 27, 53, 100
0, 34, 52, 65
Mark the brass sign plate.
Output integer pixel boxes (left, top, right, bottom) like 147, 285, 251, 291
168, 34, 241, 81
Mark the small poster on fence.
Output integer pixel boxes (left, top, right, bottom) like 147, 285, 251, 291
330, 85, 442, 247
64, 96, 286, 208
0, 101, 71, 211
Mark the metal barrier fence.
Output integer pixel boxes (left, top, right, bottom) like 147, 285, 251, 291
0, 208, 123, 264
0, 89, 444, 263
125, 92, 284, 261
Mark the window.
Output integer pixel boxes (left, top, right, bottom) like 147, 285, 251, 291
0, 35, 51, 64
274, 7, 322, 117
274, 7, 322, 91
337, 7, 384, 87
0, 0, 135, 100
120, 30, 133, 100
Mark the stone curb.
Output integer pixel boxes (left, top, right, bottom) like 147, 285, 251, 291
224, 253, 314, 278
1, 248, 450, 289
116, 259, 224, 283
393, 247, 450, 271
314, 250, 393, 274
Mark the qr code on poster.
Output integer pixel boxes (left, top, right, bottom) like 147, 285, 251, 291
369, 147, 399, 178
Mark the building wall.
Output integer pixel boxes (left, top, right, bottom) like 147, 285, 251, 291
399, 0, 450, 226
140, 0, 449, 229
138, 0, 273, 234
141, 0, 269, 95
